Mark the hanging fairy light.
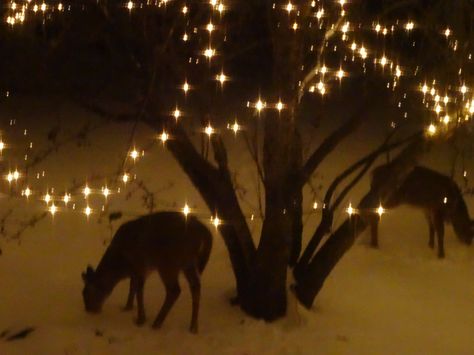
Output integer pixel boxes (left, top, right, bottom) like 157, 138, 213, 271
182, 203, 191, 217
376, 205, 385, 217
84, 206, 92, 217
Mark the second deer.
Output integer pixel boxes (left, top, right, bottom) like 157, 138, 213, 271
370, 165, 474, 258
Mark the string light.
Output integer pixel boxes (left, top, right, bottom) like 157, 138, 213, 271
211, 215, 222, 228
84, 206, 92, 217
228, 120, 241, 135
182, 81, 190, 94
43, 193, 52, 205
173, 108, 181, 121
129, 149, 140, 161
182, 203, 190, 217
22, 187, 31, 198
122, 173, 130, 184
83, 185, 91, 198
204, 123, 215, 137
376, 205, 385, 217
49, 203, 57, 216
159, 130, 169, 144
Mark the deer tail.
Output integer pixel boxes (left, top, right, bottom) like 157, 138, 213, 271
198, 231, 213, 274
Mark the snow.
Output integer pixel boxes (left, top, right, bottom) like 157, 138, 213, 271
1, 98, 474, 354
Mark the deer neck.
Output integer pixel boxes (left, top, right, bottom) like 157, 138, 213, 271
95, 249, 128, 295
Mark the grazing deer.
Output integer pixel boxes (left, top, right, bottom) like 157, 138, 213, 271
370, 165, 474, 258
82, 212, 213, 333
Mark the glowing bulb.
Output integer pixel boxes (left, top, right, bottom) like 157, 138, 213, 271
23, 187, 31, 198
276, 101, 284, 111
182, 81, 190, 93
346, 203, 355, 216
359, 46, 367, 59
83, 186, 91, 198
443, 197, 448, 204
206, 22, 215, 33
41, 2, 46, 12
229, 120, 240, 134
159, 131, 169, 143
44, 193, 51, 204
6, 172, 13, 183
102, 187, 110, 198
211, 215, 221, 228
427, 124, 437, 136
216, 72, 228, 85
341, 22, 349, 33
405, 21, 414, 31
182, 203, 190, 216
395, 66, 402, 78
182, 5, 188, 14
173, 108, 181, 120
285, 2, 293, 13
122, 173, 130, 183
313, 202, 318, 210
204, 47, 215, 59
129, 149, 139, 160
13, 170, 20, 180
317, 81, 326, 95
49, 204, 57, 216
84, 206, 92, 217
421, 83, 428, 94
255, 99, 265, 112
460, 84, 468, 94
127, 1, 133, 10
443, 115, 450, 124
377, 205, 385, 217
204, 123, 215, 137
316, 8, 324, 20
444, 28, 451, 38
63, 193, 70, 205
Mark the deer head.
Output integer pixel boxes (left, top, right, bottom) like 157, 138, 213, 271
81, 265, 105, 313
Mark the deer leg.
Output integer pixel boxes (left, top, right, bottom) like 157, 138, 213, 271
152, 271, 181, 330
433, 211, 445, 258
135, 276, 146, 326
183, 266, 201, 334
426, 213, 435, 249
123, 277, 136, 311
370, 216, 379, 248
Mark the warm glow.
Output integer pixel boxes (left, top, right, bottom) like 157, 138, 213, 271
129, 149, 140, 160
377, 205, 385, 217
182, 203, 190, 217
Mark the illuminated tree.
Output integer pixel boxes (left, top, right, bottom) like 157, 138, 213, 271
2, 0, 474, 320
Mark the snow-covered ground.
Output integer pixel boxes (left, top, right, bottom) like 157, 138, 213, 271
1, 98, 474, 354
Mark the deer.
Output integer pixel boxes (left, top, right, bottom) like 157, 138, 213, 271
370, 165, 474, 258
81, 211, 213, 333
